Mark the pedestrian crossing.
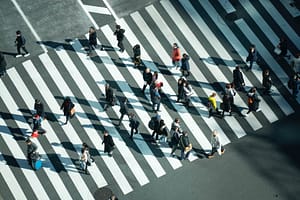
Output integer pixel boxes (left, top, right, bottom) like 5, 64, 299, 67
0, 0, 299, 199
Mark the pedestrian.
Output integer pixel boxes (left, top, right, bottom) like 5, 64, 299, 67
26, 138, 38, 167
133, 44, 141, 68
224, 83, 236, 106
142, 68, 152, 94
171, 43, 181, 69
129, 113, 139, 139
151, 113, 161, 143
183, 81, 193, 107
262, 69, 272, 95
180, 53, 190, 77
15, 30, 30, 58
152, 71, 158, 84
103, 83, 116, 111
171, 118, 182, 133
32, 114, 46, 134
178, 131, 192, 160
290, 53, 300, 73
289, 73, 300, 98
114, 25, 125, 52
177, 77, 185, 102
102, 130, 115, 157
80, 143, 94, 174
150, 85, 161, 112
245, 87, 261, 116
208, 92, 221, 118
246, 44, 258, 70
0, 52, 7, 77
221, 93, 232, 118
87, 26, 97, 56
118, 98, 129, 126
232, 65, 245, 91
60, 97, 75, 124
170, 126, 181, 157
208, 130, 225, 159
276, 37, 290, 59
158, 119, 169, 143
34, 99, 45, 119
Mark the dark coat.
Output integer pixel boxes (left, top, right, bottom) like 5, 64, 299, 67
27, 142, 38, 155
133, 45, 141, 57
34, 102, 45, 117
105, 87, 115, 105
114, 29, 125, 41
60, 99, 74, 116
181, 56, 190, 71
89, 31, 97, 46
102, 135, 115, 153
262, 73, 272, 89
222, 94, 231, 112
279, 40, 288, 56
247, 48, 258, 62
179, 134, 190, 149
119, 100, 129, 115
129, 116, 140, 129
15, 35, 26, 47
248, 92, 260, 111
233, 69, 244, 89
143, 71, 152, 84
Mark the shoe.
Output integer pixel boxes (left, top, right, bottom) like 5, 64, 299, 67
221, 149, 226, 155
256, 108, 261, 112
170, 153, 175, 157
243, 113, 249, 117
24, 53, 30, 57
208, 155, 214, 159
16, 54, 22, 58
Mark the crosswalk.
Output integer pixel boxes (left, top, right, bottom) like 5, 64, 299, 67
0, 0, 299, 199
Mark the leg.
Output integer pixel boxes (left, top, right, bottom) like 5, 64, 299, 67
170, 144, 177, 156
118, 114, 124, 125
22, 46, 29, 54
142, 84, 147, 93
185, 150, 191, 160
208, 147, 217, 158
65, 114, 69, 124
180, 149, 185, 160
130, 128, 134, 138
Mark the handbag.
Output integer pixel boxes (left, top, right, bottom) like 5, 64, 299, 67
70, 107, 75, 116
184, 143, 192, 152
274, 47, 281, 55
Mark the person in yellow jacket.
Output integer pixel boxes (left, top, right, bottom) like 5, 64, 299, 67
208, 92, 221, 118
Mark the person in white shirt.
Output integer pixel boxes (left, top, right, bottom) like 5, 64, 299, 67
208, 130, 225, 159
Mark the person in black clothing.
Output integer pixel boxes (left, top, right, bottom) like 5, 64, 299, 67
118, 98, 129, 125
34, 99, 45, 118
103, 84, 115, 111
221, 93, 232, 117
26, 138, 38, 167
129, 113, 139, 139
15, 30, 30, 58
262, 69, 272, 95
142, 68, 152, 93
179, 131, 192, 160
133, 44, 141, 68
114, 25, 125, 52
180, 53, 190, 77
60, 97, 74, 124
0, 52, 7, 77
170, 127, 181, 157
232, 66, 245, 91
151, 113, 161, 143
277, 37, 289, 59
246, 45, 258, 70
87, 26, 98, 56
245, 87, 261, 116
177, 77, 185, 102
102, 130, 115, 157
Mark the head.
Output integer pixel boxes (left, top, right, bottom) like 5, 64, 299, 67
182, 53, 187, 58
235, 65, 240, 70
264, 69, 270, 75
212, 130, 218, 137
35, 99, 41, 104
116, 25, 121, 30
105, 83, 110, 89
225, 83, 231, 89
103, 130, 109, 136
145, 68, 150, 73
89, 26, 95, 33
251, 87, 257, 93
173, 43, 178, 48
211, 92, 216, 97
183, 131, 188, 136
16, 30, 21, 35
175, 118, 180, 123
25, 138, 32, 145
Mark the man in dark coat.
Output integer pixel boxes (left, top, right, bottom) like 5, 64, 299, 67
142, 68, 152, 93
103, 84, 115, 111
133, 44, 141, 67
245, 87, 261, 116
114, 25, 125, 52
102, 130, 115, 157
87, 26, 98, 55
179, 131, 192, 160
118, 98, 129, 125
129, 113, 139, 139
60, 97, 74, 124
15, 30, 30, 57
0, 52, 7, 77
26, 138, 38, 166
34, 99, 45, 118
246, 45, 258, 70
232, 65, 245, 91
221, 93, 232, 117
150, 86, 161, 112
262, 69, 272, 95
180, 53, 190, 77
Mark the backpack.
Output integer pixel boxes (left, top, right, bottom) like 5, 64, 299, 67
148, 117, 156, 130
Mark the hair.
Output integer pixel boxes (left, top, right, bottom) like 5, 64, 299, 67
175, 118, 180, 123
173, 43, 178, 48
235, 65, 240, 70
210, 92, 216, 97
16, 30, 21, 34
116, 25, 121, 29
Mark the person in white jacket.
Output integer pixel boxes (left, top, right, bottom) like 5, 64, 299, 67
208, 130, 225, 159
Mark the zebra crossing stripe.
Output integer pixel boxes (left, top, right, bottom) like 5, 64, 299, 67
178, 0, 278, 124
39, 53, 109, 188
234, 19, 296, 114
198, 0, 297, 112
278, 0, 300, 18
0, 80, 50, 200
21, 60, 96, 199
259, 0, 300, 50
54, 46, 134, 194
72, 37, 168, 177
219, 0, 236, 14
146, 3, 255, 136
0, 145, 27, 199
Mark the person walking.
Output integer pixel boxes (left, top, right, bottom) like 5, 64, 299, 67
142, 68, 152, 94
170, 126, 181, 157
0, 52, 7, 77
151, 113, 161, 143
291, 53, 300, 73
171, 43, 181, 69
80, 143, 94, 174
26, 138, 38, 167
102, 130, 115, 157
15, 30, 30, 58
208, 92, 221, 118
246, 44, 258, 70
208, 130, 225, 159
114, 25, 125, 52
276, 37, 289, 59
87, 26, 98, 56
177, 77, 185, 102
178, 131, 192, 160
158, 119, 169, 143
224, 83, 236, 106
129, 113, 139, 139
245, 87, 261, 116
183, 81, 193, 107
133, 44, 141, 68
34, 99, 45, 119
180, 53, 190, 77
60, 97, 75, 124
103, 84, 116, 111
221, 93, 232, 118
150, 85, 161, 112
118, 98, 129, 126
262, 69, 272, 95
289, 73, 300, 98
232, 65, 245, 91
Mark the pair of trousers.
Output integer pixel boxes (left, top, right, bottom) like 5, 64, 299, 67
17, 46, 28, 54
117, 40, 124, 51
180, 149, 191, 160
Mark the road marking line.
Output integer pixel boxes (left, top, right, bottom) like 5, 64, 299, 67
10, 0, 47, 53
103, 0, 119, 20
77, 0, 99, 29
83, 5, 111, 15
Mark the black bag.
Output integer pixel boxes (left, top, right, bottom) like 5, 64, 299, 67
148, 117, 156, 130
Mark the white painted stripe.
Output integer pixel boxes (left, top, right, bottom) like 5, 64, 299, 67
120, 12, 216, 149
73, 37, 168, 177
147, 3, 252, 137
0, 150, 27, 200
103, 0, 119, 20
77, 0, 99, 29
39, 53, 109, 188
279, 0, 300, 17
234, 19, 295, 115
10, 0, 47, 53
54, 46, 133, 194
0, 80, 50, 200
219, 0, 236, 13
8, 67, 83, 200
93, 27, 183, 169
84, 5, 111, 15
199, 0, 295, 114
178, 0, 273, 125
259, 0, 300, 50
21, 60, 95, 199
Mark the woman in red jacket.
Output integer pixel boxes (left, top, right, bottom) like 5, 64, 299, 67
172, 43, 181, 69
